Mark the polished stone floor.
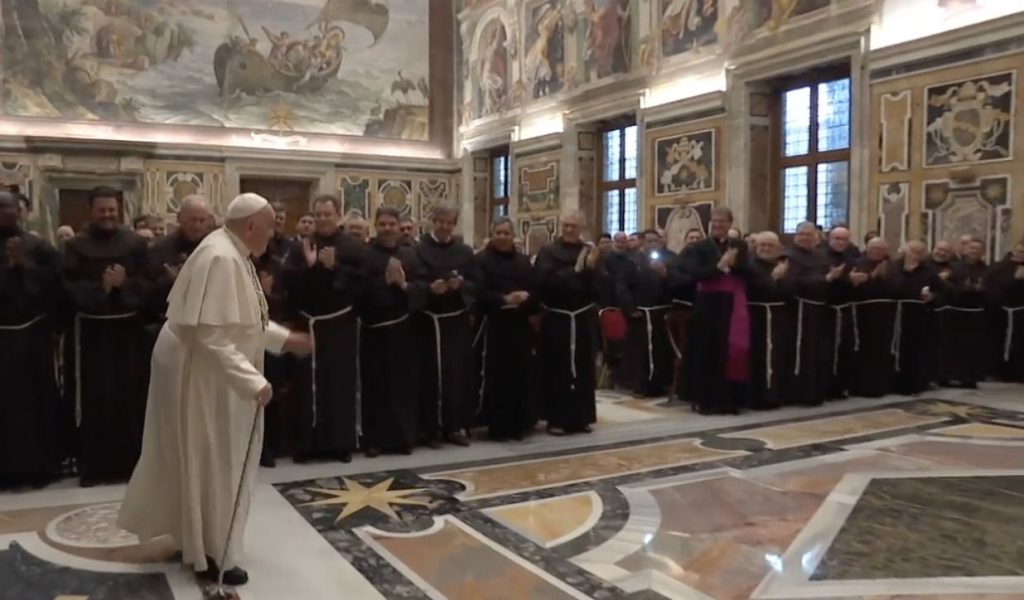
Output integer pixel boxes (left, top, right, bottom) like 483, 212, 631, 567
3, 385, 1024, 600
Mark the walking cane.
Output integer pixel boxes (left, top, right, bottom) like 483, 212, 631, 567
204, 405, 262, 600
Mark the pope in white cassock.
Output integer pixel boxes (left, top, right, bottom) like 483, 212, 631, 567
118, 193, 310, 586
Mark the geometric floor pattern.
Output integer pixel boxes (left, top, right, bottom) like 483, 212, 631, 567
3, 385, 1024, 599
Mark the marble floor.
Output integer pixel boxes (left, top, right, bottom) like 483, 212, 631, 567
3, 385, 1024, 600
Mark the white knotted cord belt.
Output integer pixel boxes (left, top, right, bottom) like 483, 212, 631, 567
543, 304, 596, 391
299, 306, 354, 429
749, 302, 786, 389
423, 308, 469, 429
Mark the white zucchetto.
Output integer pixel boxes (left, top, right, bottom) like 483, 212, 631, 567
225, 193, 270, 220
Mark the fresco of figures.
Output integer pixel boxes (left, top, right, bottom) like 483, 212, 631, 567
1, 0, 432, 140
461, 0, 839, 125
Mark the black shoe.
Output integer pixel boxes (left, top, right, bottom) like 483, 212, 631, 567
447, 433, 470, 447
337, 451, 352, 464
260, 456, 276, 468
201, 556, 249, 586
364, 447, 380, 458
79, 477, 98, 488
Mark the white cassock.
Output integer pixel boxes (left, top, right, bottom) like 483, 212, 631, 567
118, 227, 289, 572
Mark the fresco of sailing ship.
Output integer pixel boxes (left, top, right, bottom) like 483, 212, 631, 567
214, 0, 389, 97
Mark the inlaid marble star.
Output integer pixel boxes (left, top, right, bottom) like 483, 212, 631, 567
922, 401, 985, 419
301, 478, 429, 522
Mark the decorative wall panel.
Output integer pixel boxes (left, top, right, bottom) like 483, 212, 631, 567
922, 175, 1011, 261
340, 177, 371, 218
518, 158, 560, 214
652, 128, 716, 196
923, 71, 1015, 168
378, 179, 415, 218
521, 215, 558, 256
878, 182, 909, 251
880, 91, 912, 172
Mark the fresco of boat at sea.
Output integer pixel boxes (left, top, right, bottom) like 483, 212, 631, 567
0, 0, 431, 140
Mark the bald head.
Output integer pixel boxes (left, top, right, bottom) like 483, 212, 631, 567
933, 240, 955, 263
344, 213, 367, 243
904, 240, 927, 263
755, 230, 783, 260
865, 237, 889, 261
829, 227, 851, 252
177, 195, 211, 242
561, 210, 585, 243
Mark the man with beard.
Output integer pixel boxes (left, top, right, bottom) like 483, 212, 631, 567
62, 186, 152, 486
474, 217, 540, 440
665, 228, 703, 403
285, 195, 363, 463
413, 204, 478, 448
933, 237, 990, 388
399, 216, 418, 247
358, 206, 427, 456
824, 226, 858, 399
987, 241, 1024, 381
888, 241, 940, 395
746, 232, 794, 410
149, 195, 211, 319
0, 191, 63, 485
536, 211, 600, 435
848, 237, 895, 398
785, 222, 843, 407
685, 207, 750, 415
617, 229, 673, 397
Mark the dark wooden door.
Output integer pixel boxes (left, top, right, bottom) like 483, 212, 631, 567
59, 188, 115, 232
239, 178, 314, 236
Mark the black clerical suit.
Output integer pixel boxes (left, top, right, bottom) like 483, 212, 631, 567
685, 237, 751, 414
62, 225, 152, 484
474, 243, 541, 440
285, 231, 364, 461
536, 239, 600, 433
0, 227, 63, 482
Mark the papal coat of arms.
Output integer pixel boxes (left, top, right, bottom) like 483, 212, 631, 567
924, 71, 1015, 167
655, 129, 715, 196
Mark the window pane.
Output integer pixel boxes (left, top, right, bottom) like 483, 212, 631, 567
624, 125, 638, 180
782, 166, 810, 234
492, 155, 507, 198
603, 190, 621, 233
816, 161, 849, 230
603, 129, 622, 181
783, 86, 811, 157
624, 187, 638, 234
818, 78, 851, 152
492, 203, 508, 219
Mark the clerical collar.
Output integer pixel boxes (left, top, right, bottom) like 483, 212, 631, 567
431, 232, 453, 245
223, 227, 252, 258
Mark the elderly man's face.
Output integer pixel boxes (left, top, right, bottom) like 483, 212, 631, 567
964, 240, 985, 262
933, 242, 955, 263
561, 216, 582, 243
756, 238, 782, 261
829, 228, 851, 252
866, 243, 888, 262
613, 233, 628, 251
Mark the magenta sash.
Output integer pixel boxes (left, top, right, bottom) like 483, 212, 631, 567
697, 275, 750, 382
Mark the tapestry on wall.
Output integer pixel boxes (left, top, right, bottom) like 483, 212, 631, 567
1, 0, 431, 140
524, 0, 565, 99
654, 128, 715, 196
924, 71, 1015, 167
655, 201, 712, 255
